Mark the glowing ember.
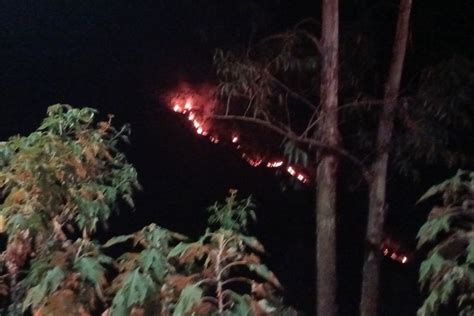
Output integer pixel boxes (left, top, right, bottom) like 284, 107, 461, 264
188, 112, 195, 120
184, 100, 192, 110
242, 153, 263, 167
232, 136, 239, 143
173, 105, 182, 113
247, 159, 263, 167
266, 161, 284, 168
287, 166, 296, 176
380, 239, 411, 264
197, 127, 203, 135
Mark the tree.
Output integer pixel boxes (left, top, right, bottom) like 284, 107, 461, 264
209, 1, 365, 314
315, 1, 340, 315
416, 170, 474, 316
360, 1, 412, 315
171, 1, 470, 315
0, 105, 289, 315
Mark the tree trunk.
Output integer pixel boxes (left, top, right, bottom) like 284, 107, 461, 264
359, 1, 412, 315
316, 1, 340, 315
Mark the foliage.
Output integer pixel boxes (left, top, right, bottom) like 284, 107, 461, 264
207, 189, 256, 232
0, 104, 138, 239
392, 57, 474, 176
21, 239, 112, 315
0, 104, 140, 315
167, 189, 289, 316
105, 224, 183, 315
212, 20, 474, 183
417, 170, 474, 316
0, 107, 291, 315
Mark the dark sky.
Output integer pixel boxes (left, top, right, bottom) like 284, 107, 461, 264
0, 1, 473, 314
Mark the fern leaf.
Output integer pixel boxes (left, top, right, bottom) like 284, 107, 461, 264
173, 285, 203, 316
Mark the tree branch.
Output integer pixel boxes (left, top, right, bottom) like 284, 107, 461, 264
211, 114, 371, 181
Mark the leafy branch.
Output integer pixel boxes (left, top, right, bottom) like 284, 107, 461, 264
417, 170, 474, 316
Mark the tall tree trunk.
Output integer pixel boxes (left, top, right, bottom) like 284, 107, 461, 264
316, 1, 340, 315
359, 1, 412, 315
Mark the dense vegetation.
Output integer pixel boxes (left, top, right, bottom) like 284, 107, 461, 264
0, 105, 289, 316
417, 170, 474, 316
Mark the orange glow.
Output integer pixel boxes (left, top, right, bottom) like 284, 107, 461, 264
184, 100, 192, 110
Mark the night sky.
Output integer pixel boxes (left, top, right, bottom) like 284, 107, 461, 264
0, 1, 473, 315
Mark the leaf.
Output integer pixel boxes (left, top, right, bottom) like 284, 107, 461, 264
417, 180, 450, 203
417, 170, 468, 203
109, 291, 129, 316
97, 254, 114, 265
248, 264, 282, 289
240, 235, 265, 253
122, 194, 135, 208
227, 291, 251, 316
168, 242, 195, 259
417, 289, 441, 316
111, 268, 156, 313
256, 299, 277, 314
144, 225, 171, 247
173, 285, 203, 316
42, 267, 66, 293
439, 277, 455, 304
466, 239, 474, 263
419, 252, 445, 287
103, 234, 134, 248
23, 286, 47, 311
138, 248, 167, 281
74, 256, 106, 286
23, 267, 65, 311
416, 215, 451, 247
